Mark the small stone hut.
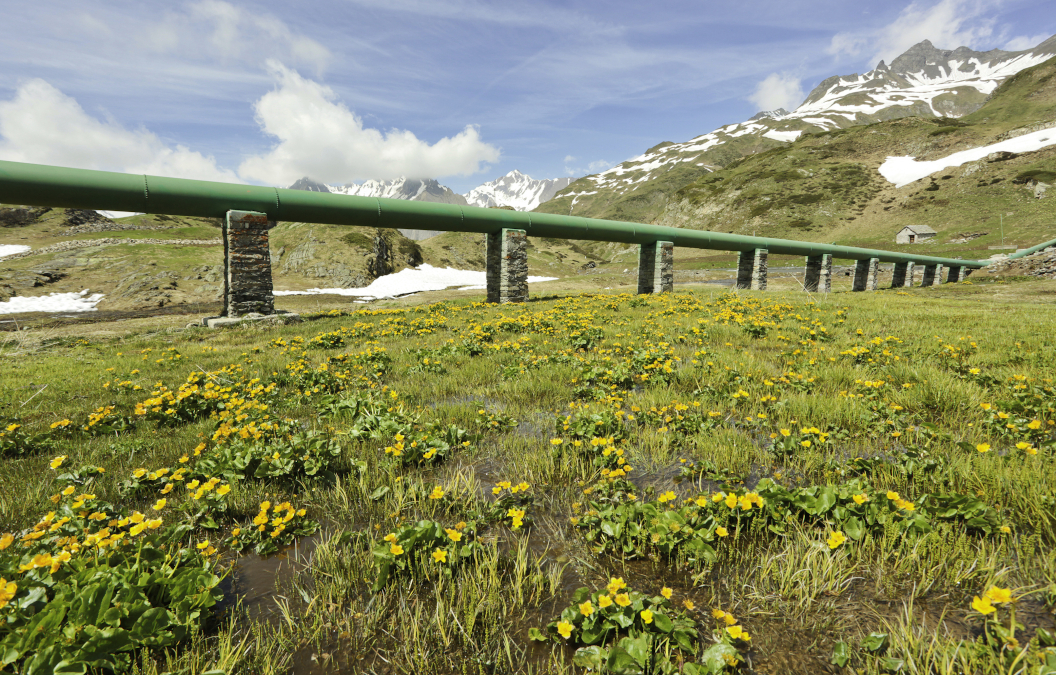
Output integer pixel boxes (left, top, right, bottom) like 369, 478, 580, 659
895, 225, 936, 244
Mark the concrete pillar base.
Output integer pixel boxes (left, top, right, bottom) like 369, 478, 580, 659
853, 257, 880, 291
486, 229, 528, 303
947, 265, 965, 283
737, 248, 768, 290
638, 241, 674, 294
223, 210, 276, 317
804, 254, 832, 293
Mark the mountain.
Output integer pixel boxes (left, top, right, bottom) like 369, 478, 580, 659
287, 172, 574, 240
536, 33, 1056, 224
329, 177, 469, 206
288, 177, 330, 192
463, 170, 574, 211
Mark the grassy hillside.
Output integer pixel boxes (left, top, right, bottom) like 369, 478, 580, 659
0, 208, 424, 311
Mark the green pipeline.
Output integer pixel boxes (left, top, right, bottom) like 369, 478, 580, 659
0, 159, 987, 268
1007, 237, 1056, 260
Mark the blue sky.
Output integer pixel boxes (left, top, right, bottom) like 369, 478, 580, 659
0, 0, 1050, 193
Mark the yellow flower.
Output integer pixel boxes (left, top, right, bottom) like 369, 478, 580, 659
715, 526, 729, 538
614, 593, 631, 607
579, 601, 594, 616
0, 534, 12, 550
446, 528, 463, 542
999, 525, 1011, 534
852, 493, 868, 505
431, 548, 448, 564
598, 594, 613, 608
429, 486, 445, 500
1027, 420, 1042, 430
390, 544, 404, 556
129, 512, 145, 524
724, 613, 737, 626
827, 531, 847, 549
62, 486, 75, 496
724, 493, 738, 509
607, 577, 627, 596
160, 483, 174, 494
152, 499, 167, 511
972, 595, 996, 615
726, 625, 744, 640
0, 578, 17, 609
661, 587, 672, 599
976, 443, 991, 453
712, 609, 726, 619
683, 599, 695, 611
984, 586, 1013, 604
886, 491, 899, 501
641, 609, 654, 624
556, 621, 574, 639
50, 456, 67, 470
130, 523, 147, 537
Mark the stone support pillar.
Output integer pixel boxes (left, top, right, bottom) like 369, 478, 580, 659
933, 264, 945, 285
736, 248, 767, 290
223, 210, 275, 317
947, 266, 965, 283
921, 264, 936, 287
891, 262, 908, 288
804, 254, 832, 293
486, 229, 528, 303
852, 257, 880, 291
637, 241, 674, 294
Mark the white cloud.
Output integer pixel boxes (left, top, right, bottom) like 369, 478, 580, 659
828, 0, 996, 66
748, 73, 805, 113
563, 157, 612, 177
0, 79, 238, 182
1004, 33, 1050, 51
141, 0, 330, 75
238, 63, 500, 185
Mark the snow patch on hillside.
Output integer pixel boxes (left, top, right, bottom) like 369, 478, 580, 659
0, 289, 105, 314
274, 264, 557, 300
763, 130, 803, 142
0, 245, 31, 259
879, 128, 1056, 187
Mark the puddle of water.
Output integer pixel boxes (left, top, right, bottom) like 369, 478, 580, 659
217, 528, 329, 625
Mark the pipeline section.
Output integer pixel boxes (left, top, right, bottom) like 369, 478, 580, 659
0, 160, 987, 269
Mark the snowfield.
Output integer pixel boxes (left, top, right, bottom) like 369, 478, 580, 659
274, 264, 557, 300
0, 290, 105, 315
0, 244, 31, 259
879, 127, 1056, 187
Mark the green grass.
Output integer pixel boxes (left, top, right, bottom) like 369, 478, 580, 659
1, 279, 1055, 673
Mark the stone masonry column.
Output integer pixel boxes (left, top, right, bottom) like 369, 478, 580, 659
751, 248, 768, 290
486, 229, 528, 303
223, 210, 276, 317
637, 241, 674, 294
736, 250, 753, 289
804, 254, 832, 293
891, 262, 908, 288
921, 264, 936, 287
933, 263, 945, 286
852, 257, 880, 291
947, 265, 965, 283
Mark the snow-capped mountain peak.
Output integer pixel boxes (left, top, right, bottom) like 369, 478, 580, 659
463, 171, 574, 211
